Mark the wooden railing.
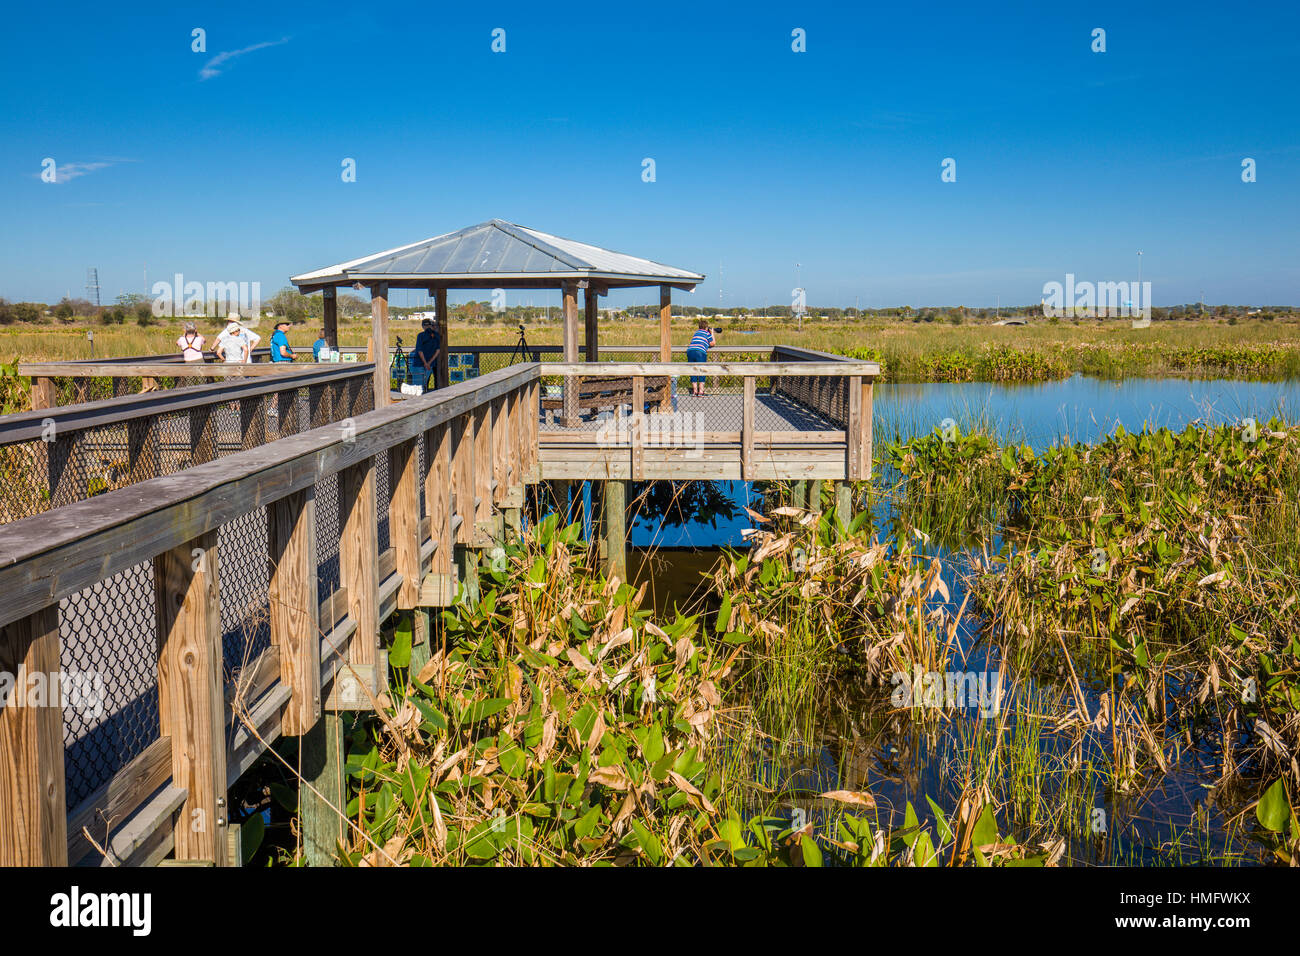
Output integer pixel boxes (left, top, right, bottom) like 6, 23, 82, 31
0, 365, 373, 522
537, 354, 879, 481
0, 363, 539, 866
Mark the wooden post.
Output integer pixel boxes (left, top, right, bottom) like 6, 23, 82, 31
277, 388, 300, 438
339, 459, 379, 693
561, 281, 579, 426
525, 379, 539, 480
308, 382, 330, 429
808, 479, 823, 515
410, 608, 431, 676
435, 288, 450, 391
128, 416, 162, 484
742, 375, 756, 481
427, 423, 452, 574
267, 489, 322, 736
240, 395, 266, 450
322, 287, 338, 350
847, 375, 873, 481
451, 413, 475, 546
31, 377, 56, 411
153, 530, 228, 865
584, 286, 599, 363
0, 605, 67, 866
300, 712, 344, 866
791, 481, 808, 510
506, 388, 523, 502
602, 480, 628, 583
191, 404, 219, 465
659, 285, 672, 362
491, 397, 508, 504
631, 376, 645, 481
370, 282, 390, 409
835, 481, 853, 529
860, 378, 873, 480
388, 438, 421, 610
473, 402, 493, 541
47, 432, 84, 507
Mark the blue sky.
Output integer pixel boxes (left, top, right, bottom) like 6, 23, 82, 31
1, 0, 1297, 310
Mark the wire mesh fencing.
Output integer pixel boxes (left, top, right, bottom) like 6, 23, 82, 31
13, 373, 372, 809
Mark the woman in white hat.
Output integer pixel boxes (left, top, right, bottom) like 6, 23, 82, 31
215, 313, 260, 363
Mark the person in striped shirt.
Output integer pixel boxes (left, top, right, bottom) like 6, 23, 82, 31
686, 319, 717, 396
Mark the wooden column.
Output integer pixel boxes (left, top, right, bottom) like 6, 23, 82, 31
370, 283, 390, 409
659, 285, 672, 361
191, 404, 219, 464
423, 421, 454, 607
300, 711, 344, 866
601, 480, 628, 583
267, 489, 322, 736
742, 375, 756, 481
435, 288, 450, 391
153, 530, 228, 865
31, 377, 56, 411
450, 413, 475, 546
388, 438, 421, 610
239, 396, 266, 450
339, 459, 379, 693
128, 416, 163, 483
322, 287, 338, 351
631, 376, 645, 481
584, 286, 599, 363
473, 402, 493, 541
847, 376, 873, 481
561, 282, 579, 426
835, 482, 853, 529
491, 397, 508, 504
0, 605, 67, 866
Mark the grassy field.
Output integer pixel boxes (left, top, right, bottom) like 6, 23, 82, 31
3, 314, 1299, 380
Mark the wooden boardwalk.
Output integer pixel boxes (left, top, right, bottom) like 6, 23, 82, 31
0, 347, 877, 866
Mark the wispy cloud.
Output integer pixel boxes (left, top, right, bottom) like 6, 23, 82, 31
199, 37, 290, 81
45, 161, 111, 183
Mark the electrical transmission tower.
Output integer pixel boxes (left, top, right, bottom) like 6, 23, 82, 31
85, 268, 101, 307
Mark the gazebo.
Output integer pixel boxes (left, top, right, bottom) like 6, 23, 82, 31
290, 219, 705, 407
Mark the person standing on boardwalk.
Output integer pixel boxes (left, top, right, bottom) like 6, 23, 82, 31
270, 320, 294, 362
312, 328, 328, 361
686, 318, 717, 397
413, 318, 440, 390
215, 315, 259, 364
177, 321, 206, 362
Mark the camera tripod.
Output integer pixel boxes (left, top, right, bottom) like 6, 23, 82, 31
509, 324, 540, 365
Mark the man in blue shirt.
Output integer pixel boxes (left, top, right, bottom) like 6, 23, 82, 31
413, 319, 440, 390
312, 328, 328, 361
270, 320, 293, 362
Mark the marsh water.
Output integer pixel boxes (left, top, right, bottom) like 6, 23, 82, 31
611, 375, 1300, 865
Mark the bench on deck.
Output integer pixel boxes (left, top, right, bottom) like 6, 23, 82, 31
541, 375, 670, 417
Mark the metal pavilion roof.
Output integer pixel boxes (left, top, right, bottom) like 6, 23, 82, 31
291, 219, 705, 291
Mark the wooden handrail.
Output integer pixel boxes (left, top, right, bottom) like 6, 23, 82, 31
0, 362, 540, 629
542, 361, 881, 377
0, 365, 370, 446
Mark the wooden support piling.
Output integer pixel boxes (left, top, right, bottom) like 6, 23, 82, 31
153, 530, 228, 865
267, 488, 322, 736
300, 712, 344, 866
339, 459, 379, 696
388, 438, 421, 610
0, 606, 67, 866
